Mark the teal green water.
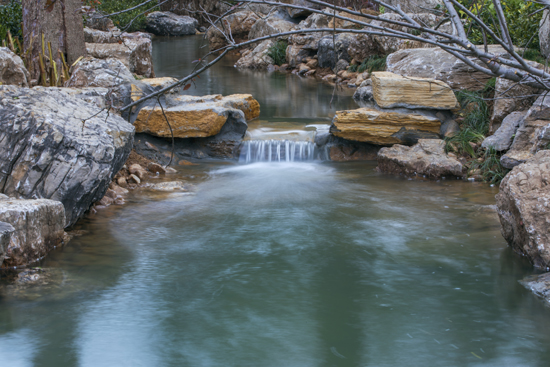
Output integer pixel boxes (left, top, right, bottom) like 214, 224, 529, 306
0, 36, 549, 367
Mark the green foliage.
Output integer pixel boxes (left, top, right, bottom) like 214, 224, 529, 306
0, 0, 22, 41
267, 40, 288, 66
445, 78, 508, 183
457, 0, 544, 51
348, 64, 358, 72
84, 0, 160, 32
522, 48, 546, 64
357, 55, 386, 73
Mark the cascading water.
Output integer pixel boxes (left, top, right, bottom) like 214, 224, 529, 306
239, 139, 318, 163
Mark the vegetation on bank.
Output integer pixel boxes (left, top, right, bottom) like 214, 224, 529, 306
445, 78, 509, 184
349, 55, 387, 73
267, 40, 288, 66
0, 0, 22, 42
84, 0, 160, 32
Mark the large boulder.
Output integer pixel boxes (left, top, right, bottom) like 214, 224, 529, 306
372, 72, 459, 110
207, 11, 260, 51
377, 139, 464, 179
317, 33, 378, 69
386, 46, 508, 91
0, 47, 30, 87
235, 40, 275, 69
67, 57, 135, 88
490, 75, 541, 130
496, 150, 550, 269
85, 34, 154, 78
501, 95, 550, 169
0, 221, 15, 268
329, 107, 441, 145
248, 16, 297, 41
284, 0, 323, 18
0, 199, 65, 267
85, 11, 119, 32
482, 111, 527, 152
146, 11, 198, 36
0, 85, 134, 226
133, 94, 260, 138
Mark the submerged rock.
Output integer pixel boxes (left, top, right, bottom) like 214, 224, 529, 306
330, 107, 441, 146
0, 85, 134, 226
496, 150, 550, 269
146, 11, 198, 36
371, 72, 459, 110
0, 199, 66, 267
377, 139, 464, 179
520, 272, 550, 306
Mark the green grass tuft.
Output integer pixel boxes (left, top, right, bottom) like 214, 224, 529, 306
357, 55, 386, 73
267, 40, 288, 66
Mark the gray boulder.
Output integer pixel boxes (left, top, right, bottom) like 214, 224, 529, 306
377, 139, 464, 179
248, 16, 296, 41
0, 47, 30, 87
207, 11, 260, 50
67, 57, 135, 88
353, 86, 374, 104
285, 0, 323, 18
235, 40, 275, 69
540, 9, 550, 58
317, 36, 337, 68
85, 11, 119, 32
0, 221, 15, 268
496, 150, 550, 269
146, 11, 198, 36
0, 85, 134, 227
0, 199, 65, 267
501, 95, 550, 169
482, 111, 527, 152
520, 272, 550, 305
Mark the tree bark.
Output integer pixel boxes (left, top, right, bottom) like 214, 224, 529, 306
22, 0, 86, 81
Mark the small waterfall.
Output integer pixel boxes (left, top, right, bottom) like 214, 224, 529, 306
239, 139, 319, 163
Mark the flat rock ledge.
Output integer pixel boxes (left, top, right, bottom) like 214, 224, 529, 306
520, 272, 550, 306
377, 139, 464, 179
0, 85, 134, 227
0, 221, 15, 268
0, 199, 65, 268
496, 150, 550, 269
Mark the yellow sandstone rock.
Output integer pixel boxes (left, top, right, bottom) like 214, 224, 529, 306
133, 94, 260, 138
371, 72, 459, 111
330, 107, 441, 145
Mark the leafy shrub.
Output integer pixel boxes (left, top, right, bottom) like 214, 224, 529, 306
83, 0, 160, 32
0, 0, 22, 41
357, 55, 386, 73
267, 40, 288, 66
457, 0, 544, 51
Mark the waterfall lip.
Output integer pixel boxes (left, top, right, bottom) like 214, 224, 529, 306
239, 139, 322, 164
211, 161, 332, 175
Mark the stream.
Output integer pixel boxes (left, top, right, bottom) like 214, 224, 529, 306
1, 35, 550, 367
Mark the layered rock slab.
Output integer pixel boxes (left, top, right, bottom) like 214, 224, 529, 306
377, 139, 464, 179
0, 199, 65, 267
134, 94, 260, 138
330, 107, 441, 145
0, 221, 15, 268
0, 86, 134, 226
496, 151, 550, 269
371, 72, 459, 110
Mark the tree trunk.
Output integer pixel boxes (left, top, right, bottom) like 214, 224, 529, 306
22, 0, 86, 83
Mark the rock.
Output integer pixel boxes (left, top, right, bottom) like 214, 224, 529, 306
133, 94, 260, 138
0, 85, 134, 227
0, 221, 15, 268
501, 95, 550, 169
117, 176, 128, 187
306, 58, 318, 68
207, 11, 260, 50
386, 46, 513, 91
353, 86, 374, 104
285, 0, 323, 18
317, 36, 337, 69
85, 34, 154, 78
248, 16, 296, 41
482, 111, 527, 152
520, 272, 550, 305
33, 86, 110, 109
370, 13, 450, 54
0, 199, 65, 267
317, 33, 376, 70
83, 27, 121, 44
0, 194, 9, 201
298, 63, 311, 75
85, 12, 118, 32
330, 107, 441, 145
440, 119, 460, 137
129, 164, 148, 180
146, 11, 198, 36
491, 74, 541, 129
371, 72, 459, 110
327, 139, 381, 161
67, 57, 135, 88
148, 163, 166, 174
384, 0, 443, 14
128, 174, 141, 185
540, 9, 550, 58
0, 47, 30, 88
235, 40, 275, 69
496, 150, 550, 269
377, 139, 464, 179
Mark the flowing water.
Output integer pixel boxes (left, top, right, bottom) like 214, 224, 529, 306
1, 36, 550, 367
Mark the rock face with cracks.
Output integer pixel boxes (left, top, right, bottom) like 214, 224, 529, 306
146, 11, 198, 36
0, 47, 30, 87
0, 85, 134, 227
0, 199, 65, 268
0, 221, 15, 267
67, 57, 135, 88
496, 150, 550, 269
377, 139, 464, 179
